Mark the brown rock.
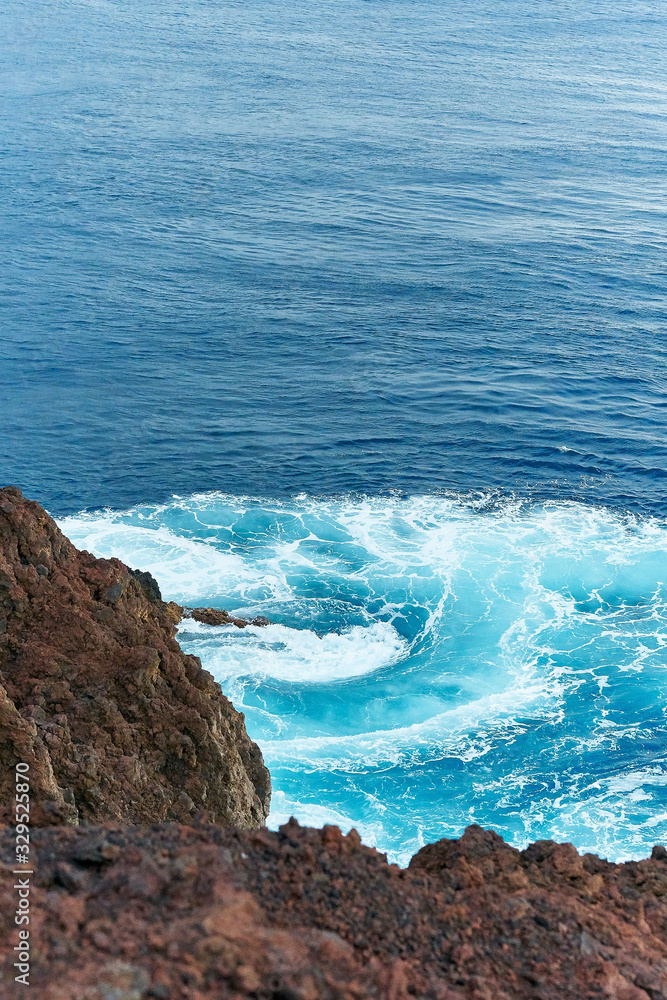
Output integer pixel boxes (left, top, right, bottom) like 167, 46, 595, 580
0, 486, 270, 828
187, 608, 271, 628
3, 821, 667, 999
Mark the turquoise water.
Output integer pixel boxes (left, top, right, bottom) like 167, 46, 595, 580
2, 0, 667, 861
61, 495, 667, 864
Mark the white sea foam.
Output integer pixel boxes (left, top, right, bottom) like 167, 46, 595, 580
178, 618, 407, 683
58, 513, 292, 604
58, 493, 667, 864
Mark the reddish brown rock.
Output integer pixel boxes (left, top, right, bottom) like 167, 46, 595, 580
0, 486, 270, 828
187, 608, 271, 628
2, 820, 667, 999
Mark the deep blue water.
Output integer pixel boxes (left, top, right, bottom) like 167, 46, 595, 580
3, 0, 667, 862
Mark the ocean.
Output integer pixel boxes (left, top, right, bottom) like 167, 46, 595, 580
2, 0, 667, 863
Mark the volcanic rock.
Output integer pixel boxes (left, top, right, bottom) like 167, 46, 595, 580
0, 486, 270, 828
2, 819, 667, 998
187, 608, 272, 628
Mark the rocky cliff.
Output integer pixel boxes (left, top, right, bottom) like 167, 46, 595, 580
0, 486, 270, 828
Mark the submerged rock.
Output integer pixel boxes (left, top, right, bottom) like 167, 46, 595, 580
0, 486, 270, 827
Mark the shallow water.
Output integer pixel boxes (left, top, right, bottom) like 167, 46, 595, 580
2, 0, 667, 861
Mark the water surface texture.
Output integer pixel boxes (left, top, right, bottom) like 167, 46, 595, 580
62, 495, 667, 864
2, 0, 667, 513
2, 0, 667, 861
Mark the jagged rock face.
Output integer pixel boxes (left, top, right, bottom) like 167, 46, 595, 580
0, 486, 270, 828
2, 820, 667, 999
